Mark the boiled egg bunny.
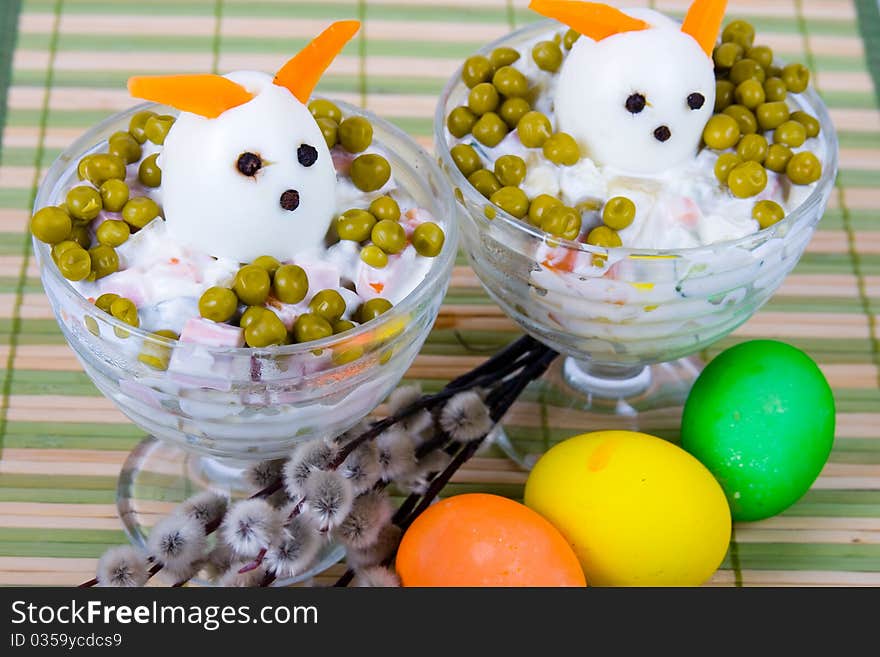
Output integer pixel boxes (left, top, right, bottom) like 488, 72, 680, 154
127, 21, 360, 263
530, 0, 727, 175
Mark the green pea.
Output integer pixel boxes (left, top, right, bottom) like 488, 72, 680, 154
100, 179, 129, 213
338, 116, 374, 153
317, 117, 338, 149
450, 144, 482, 178
782, 63, 809, 93
527, 194, 561, 227
722, 104, 758, 135
722, 20, 756, 49
791, 111, 820, 138
543, 132, 580, 166
273, 264, 309, 304
234, 264, 271, 306
292, 313, 332, 343
69, 224, 91, 249
371, 219, 406, 254
472, 112, 508, 148
86, 244, 117, 280
499, 97, 531, 129
702, 114, 741, 150
745, 45, 773, 71
350, 154, 391, 193
773, 120, 806, 148
734, 79, 765, 109
110, 296, 139, 327
715, 80, 735, 113
764, 143, 793, 173
333, 319, 356, 334
755, 101, 790, 131
763, 77, 787, 102
714, 152, 742, 184
468, 82, 500, 116
492, 66, 529, 98
251, 255, 281, 277
80, 153, 126, 187
369, 196, 400, 223
517, 111, 552, 149
727, 161, 767, 198
752, 199, 785, 229
128, 110, 157, 144
786, 151, 822, 185
96, 220, 130, 247
30, 206, 72, 244
108, 131, 142, 164
586, 225, 622, 248
729, 58, 765, 85
713, 42, 743, 69
122, 197, 160, 230
462, 55, 494, 88
66, 186, 103, 222
308, 99, 343, 124
563, 29, 579, 50
138, 329, 178, 370
541, 205, 581, 240
360, 245, 388, 268
337, 208, 376, 242
138, 153, 162, 187
736, 133, 769, 163
602, 196, 636, 230
57, 244, 91, 281
490, 47, 520, 69
467, 168, 501, 198
532, 40, 563, 72
412, 222, 445, 257
447, 106, 478, 139
494, 154, 527, 187
239, 306, 267, 329
358, 298, 393, 323
308, 289, 346, 322
144, 114, 175, 145
489, 186, 529, 219
198, 286, 238, 323
94, 293, 120, 313
245, 310, 288, 348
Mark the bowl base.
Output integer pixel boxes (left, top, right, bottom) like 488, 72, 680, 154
493, 355, 703, 469
116, 436, 345, 586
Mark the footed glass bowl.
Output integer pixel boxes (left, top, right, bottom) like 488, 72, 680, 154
35, 101, 457, 580
435, 21, 838, 467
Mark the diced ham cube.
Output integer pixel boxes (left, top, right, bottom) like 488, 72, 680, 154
179, 317, 245, 348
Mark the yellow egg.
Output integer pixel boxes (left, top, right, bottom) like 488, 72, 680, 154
524, 430, 731, 586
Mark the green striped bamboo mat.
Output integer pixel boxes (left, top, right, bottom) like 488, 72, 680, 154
0, 0, 878, 587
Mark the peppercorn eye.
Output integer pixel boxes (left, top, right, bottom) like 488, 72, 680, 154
280, 189, 300, 211
297, 144, 318, 167
687, 92, 705, 110
625, 93, 646, 114
236, 152, 262, 176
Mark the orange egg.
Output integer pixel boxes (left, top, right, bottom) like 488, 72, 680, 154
396, 493, 586, 587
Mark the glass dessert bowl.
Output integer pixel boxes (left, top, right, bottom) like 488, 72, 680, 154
34, 101, 457, 579
435, 19, 838, 467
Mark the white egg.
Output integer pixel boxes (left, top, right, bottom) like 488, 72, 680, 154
159, 71, 337, 263
554, 11, 715, 175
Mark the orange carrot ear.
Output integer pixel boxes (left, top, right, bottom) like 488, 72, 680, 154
127, 75, 254, 118
528, 0, 648, 41
681, 0, 728, 56
274, 20, 360, 104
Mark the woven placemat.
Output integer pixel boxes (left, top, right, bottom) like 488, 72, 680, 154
0, 0, 877, 586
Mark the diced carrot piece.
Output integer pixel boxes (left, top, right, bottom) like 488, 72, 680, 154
528, 0, 648, 41
274, 20, 360, 103
127, 75, 253, 119
681, 0, 728, 56
369, 282, 385, 294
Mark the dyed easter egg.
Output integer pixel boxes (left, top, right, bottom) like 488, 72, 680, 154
396, 493, 586, 587
524, 431, 730, 586
681, 340, 835, 521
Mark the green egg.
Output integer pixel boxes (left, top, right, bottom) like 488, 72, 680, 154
681, 340, 834, 521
